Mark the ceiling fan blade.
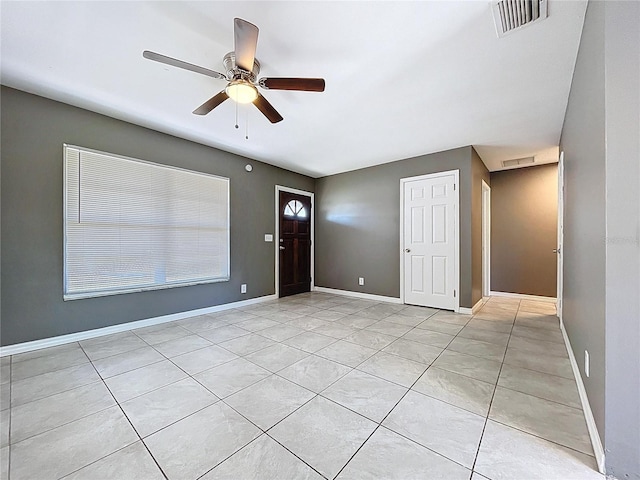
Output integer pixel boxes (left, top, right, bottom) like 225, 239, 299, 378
193, 90, 229, 115
259, 77, 326, 92
253, 93, 283, 123
143, 51, 226, 80
234, 18, 259, 72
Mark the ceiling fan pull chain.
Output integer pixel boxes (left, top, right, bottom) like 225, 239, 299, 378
235, 100, 239, 129
245, 107, 250, 140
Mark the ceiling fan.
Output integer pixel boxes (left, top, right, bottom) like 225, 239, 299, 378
143, 18, 325, 124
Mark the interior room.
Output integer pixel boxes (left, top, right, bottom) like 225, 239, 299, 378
1, 1, 638, 479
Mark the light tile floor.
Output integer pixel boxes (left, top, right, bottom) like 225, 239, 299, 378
0, 293, 604, 479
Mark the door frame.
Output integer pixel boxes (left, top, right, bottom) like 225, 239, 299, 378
275, 186, 315, 298
482, 180, 491, 298
557, 152, 564, 323
399, 170, 460, 312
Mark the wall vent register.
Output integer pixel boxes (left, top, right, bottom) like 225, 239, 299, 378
502, 156, 536, 168
492, 0, 548, 37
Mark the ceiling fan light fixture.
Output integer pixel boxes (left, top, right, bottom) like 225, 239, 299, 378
225, 80, 258, 104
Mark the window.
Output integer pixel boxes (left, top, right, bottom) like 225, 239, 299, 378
284, 199, 307, 218
64, 145, 229, 300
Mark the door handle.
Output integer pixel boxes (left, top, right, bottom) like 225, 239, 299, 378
279, 246, 285, 250
404, 248, 411, 253
553, 248, 560, 254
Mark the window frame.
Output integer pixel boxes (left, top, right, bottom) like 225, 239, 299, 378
63, 144, 231, 301
283, 199, 308, 218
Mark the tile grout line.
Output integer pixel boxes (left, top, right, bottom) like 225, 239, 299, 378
403, 305, 513, 421
331, 316, 469, 479
469, 299, 520, 474
111, 402, 170, 479
8, 357, 92, 384
337, 309, 446, 386
79, 341, 177, 480
13, 341, 167, 479
230, 392, 327, 477
10, 377, 106, 412
202, 303, 419, 478
489, 379, 585, 412
7, 346, 108, 445
331, 310, 478, 479
373, 424, 474, 473
78, 341, 170, 480
484, 416, 599, 460
484, 304, 587, 421
176, 337, 335, 480
260, 400, 333, 479
193, 433, 329, 480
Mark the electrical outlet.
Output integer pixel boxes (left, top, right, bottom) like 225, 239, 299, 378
585, 350, 590, 377
241, 284, 247, 294
358, 277, 364, 286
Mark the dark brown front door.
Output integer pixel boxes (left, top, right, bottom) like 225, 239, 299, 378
279, 191, 311, 297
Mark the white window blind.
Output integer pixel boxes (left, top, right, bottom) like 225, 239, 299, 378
64, 145, 230, 300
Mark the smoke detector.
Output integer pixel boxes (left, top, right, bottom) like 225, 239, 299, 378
502, 157, 535, 168
492, 0, 548, 37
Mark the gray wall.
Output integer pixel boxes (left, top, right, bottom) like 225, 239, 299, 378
560, 0, 608, 455
471, 148, 490, 306
315, 146, 483, 309
490, 164, 558, 297
560, 0, 639, 477
602, 1, 639, 477
1, 86, 314, 346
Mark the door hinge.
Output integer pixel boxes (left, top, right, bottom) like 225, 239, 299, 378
454, 289, 456, 297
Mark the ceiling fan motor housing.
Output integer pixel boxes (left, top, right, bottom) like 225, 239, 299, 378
223, 52, 260, 82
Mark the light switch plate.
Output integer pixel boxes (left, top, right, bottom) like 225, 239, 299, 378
264, 234, 273, 242
241, 284, 247, 294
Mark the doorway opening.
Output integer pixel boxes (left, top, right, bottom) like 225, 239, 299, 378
482, 180, 491, 298
275, 186, 314, 298
556, 152, 564, 322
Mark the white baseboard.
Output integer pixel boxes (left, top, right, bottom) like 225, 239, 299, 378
490, 291, 557, 303
313, 287, 402, 304
459, 298, 485, 315
314, 287, 481, 312
0, 294, 277, 357
560, 322, 606, 473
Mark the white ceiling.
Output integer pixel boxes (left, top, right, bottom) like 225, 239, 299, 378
1, 1, 587, 177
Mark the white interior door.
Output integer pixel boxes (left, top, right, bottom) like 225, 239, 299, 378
402, 171, 458, 310
557, 152, 564, 320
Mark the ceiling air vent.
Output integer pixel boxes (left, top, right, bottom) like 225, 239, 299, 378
492, 0, 548, 37
502, 157, 535, 168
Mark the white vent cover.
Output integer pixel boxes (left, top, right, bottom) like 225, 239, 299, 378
502, 156, 535, 168
492, 0, 548, 37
